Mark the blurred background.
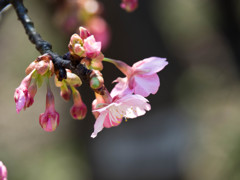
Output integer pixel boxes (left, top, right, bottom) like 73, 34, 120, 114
0, 0, 240, 179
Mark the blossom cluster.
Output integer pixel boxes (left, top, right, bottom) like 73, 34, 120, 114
14, 26, 167, 137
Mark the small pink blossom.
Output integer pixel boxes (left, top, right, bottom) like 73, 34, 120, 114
0, 161, 7, 180
83, 35, 101, 59
39, 85, 59, 132
121, 0, 138, 12
14, 71, 34, 113
110, 57, 168, 97
91, 93, 151, 138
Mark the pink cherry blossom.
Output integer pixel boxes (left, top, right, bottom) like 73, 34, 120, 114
110, 57, 168, 97
14, 71, 34, 113
91, 93, 151, 138
39, 84, 59, 132
121, 0, 138, 12
83, 35, 101, 59
0, 161, 7, 180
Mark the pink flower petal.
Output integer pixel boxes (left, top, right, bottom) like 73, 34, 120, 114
117, 94, 151, 118
103, 112, 122, 128
133, 57, 168, 75
91, 111, 108, 138
110, 77, 132, 98
132, 73, 160, 97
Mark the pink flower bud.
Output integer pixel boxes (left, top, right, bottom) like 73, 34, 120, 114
121, 0, 138, 12
35, 60, 49, 75
70, 87, 87, 120
83, 35, 101, 59
70, 103, 87, 120
79, 26, 91, 39
39, 84, 59, 132
25, 82, 37, 108
73, 44, 86, 57
25, 61, 37, 75
60, 85, 71, 101
0, 161, 7, 180
70, 33, 83, 45
14, 72, 33, 113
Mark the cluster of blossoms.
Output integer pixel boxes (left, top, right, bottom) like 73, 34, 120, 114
14, 26, 168, 137
0, 161, 7, 180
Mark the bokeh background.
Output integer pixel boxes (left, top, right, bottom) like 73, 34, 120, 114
0, 0, 240, 179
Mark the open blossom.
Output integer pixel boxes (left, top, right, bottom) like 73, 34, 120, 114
39, 84, 59, 132
83, 35, 101, 59
0, 161, 7, 180
109, 57, 168, 97
91, 92, 151, 138
14, 71, 34, 113
121, 0, 138, 12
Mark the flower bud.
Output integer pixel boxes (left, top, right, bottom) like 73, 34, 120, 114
25, 61, 37, 75
79, 26, 91, 39
90, 70, 104, 89
35, 60, 49, 75
70, 33, 83, 45
14, 71, 33, 113
70, 87, 87, 120
0, 161, 7, 180
65, 71, 82, 87
39, 83, 59, 132
73, 44, 86, 57
70, 102, 87, 120
25, 82, 37, 108
60, 85, 71, 101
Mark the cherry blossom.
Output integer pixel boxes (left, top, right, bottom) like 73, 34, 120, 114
107, 57, 168, 97
91, 93, 151, 138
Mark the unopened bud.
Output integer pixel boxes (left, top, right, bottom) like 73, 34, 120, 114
70, 87, 87, 120
65, 71, 82, 87
60, 85, 71, 101
79, 27, 91, 39
90, 70, 104, 89
25, 61, 37, 75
